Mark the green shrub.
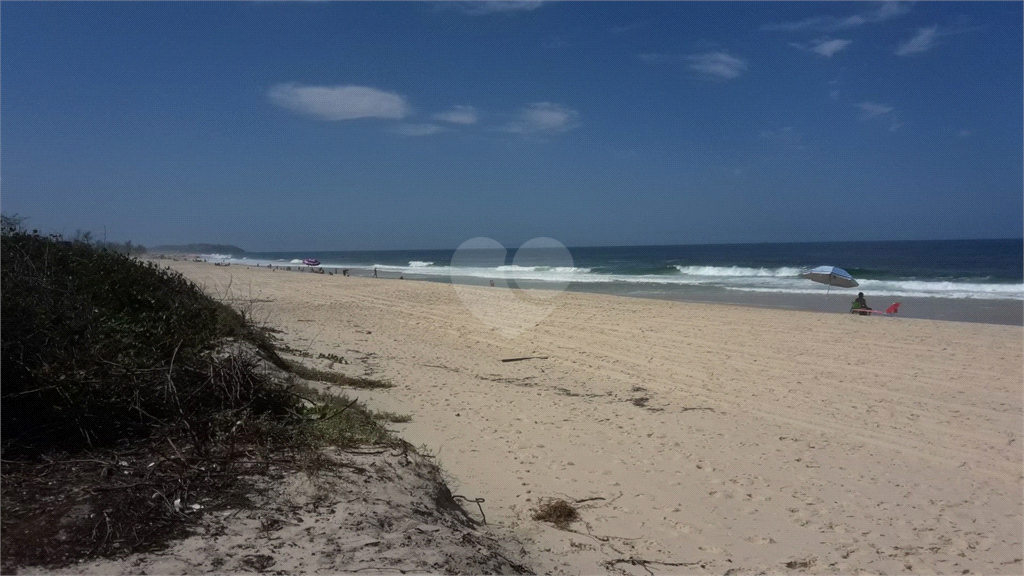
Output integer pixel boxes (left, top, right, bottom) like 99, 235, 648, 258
0, 228, 290, 452
0, 221, 410, 570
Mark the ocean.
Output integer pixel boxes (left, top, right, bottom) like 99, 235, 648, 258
203, 239, 1024, 324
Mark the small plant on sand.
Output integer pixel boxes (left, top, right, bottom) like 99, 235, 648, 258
532, 498, 580, 529
317, 352, 348, 364
286, 380, 409, 448
284, 360, 392, 389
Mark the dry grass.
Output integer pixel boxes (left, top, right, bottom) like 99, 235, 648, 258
531, 498, 580, 529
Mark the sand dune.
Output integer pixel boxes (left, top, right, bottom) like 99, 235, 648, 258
167, 262, 1022, 575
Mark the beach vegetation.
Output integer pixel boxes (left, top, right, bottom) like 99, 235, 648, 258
285, 360, 393, 389
286, 381, 408, 446
0, 224, 407, 571
318, 351, 349, 364
0, 226, 285, 452
531, 498, 580, 529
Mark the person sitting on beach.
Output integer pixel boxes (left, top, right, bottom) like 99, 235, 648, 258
851, 292, 872, 315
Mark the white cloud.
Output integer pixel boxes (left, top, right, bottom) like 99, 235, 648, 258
811, 38, 852, 57
504, 102, 580, 134
789, 38, 852, 57
763, 1, 909, 32
450, 1, 543, 15
433, 105, 479, 125
268, 83, 410, 121
896, 26, 940, 56
685, 52, 748, 80
855, 101, 894, 120
392, 123, 447, 136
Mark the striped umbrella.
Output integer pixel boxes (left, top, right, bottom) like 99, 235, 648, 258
800, 265, 858, 298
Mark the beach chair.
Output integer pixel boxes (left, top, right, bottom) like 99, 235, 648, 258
853, 302, 901, 316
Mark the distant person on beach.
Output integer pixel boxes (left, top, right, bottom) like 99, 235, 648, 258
373, 267, 378, 278
851, 292, 872, 315
342, 269, 349, 277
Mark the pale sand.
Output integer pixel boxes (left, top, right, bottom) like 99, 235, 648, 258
167, 262, 1022, 575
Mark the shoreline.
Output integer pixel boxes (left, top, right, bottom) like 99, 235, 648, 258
159, 259, 1023, 575
597, 286, 1024, 327
159, 258, 1024, 326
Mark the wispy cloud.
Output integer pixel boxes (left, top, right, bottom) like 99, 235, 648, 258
790, 38, 852, 57
392, 123, 447, 137
855, 101, 894, 120
267, 83, 410, 121
811, 38, 852, 57
895, 26, 940, 56
448, 1, 543, 15
641, 51, 749, 80
433, 105, 479, 125
503, 102, 580, 134
763, 1, 909, 32
685, 52, 748, 80
855, 101, 902, 131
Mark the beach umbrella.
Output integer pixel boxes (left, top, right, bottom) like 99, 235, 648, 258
302, 258, 320, 266
800, 265, 858, 298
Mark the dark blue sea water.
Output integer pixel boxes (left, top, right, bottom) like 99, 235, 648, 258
209, 239, 1022, 302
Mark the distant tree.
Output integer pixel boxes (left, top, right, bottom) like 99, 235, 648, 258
1, 213, 26, 234
95, 239, 147, 256
73, 229, 94, 244
1, 215, 146, 256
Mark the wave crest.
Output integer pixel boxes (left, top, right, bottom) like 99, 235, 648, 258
674, 265, 803, 277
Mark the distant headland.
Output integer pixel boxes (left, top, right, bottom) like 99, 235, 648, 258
148, 243, 246, 255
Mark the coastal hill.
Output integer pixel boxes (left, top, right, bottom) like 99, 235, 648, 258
149, 243, 246, 255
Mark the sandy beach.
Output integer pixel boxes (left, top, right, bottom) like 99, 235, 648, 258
164, 261, 1022, 575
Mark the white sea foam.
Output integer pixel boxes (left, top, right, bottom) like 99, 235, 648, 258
494, 265, 591, 274
733, 280, 1023, 300
206, 255, 1022, 301
674, 265, 803, 277
199, 253, 235, 261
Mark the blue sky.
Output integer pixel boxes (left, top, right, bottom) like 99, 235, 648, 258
2, 1, 1021, 251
